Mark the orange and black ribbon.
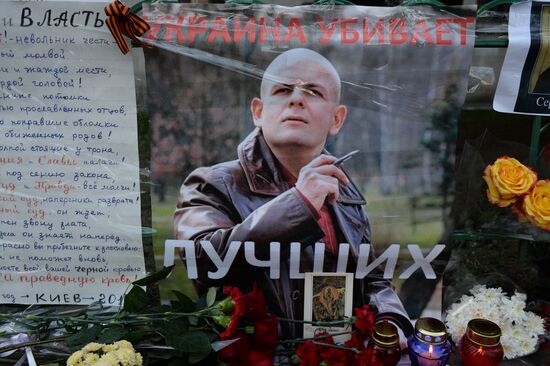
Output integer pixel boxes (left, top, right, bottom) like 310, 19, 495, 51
104, 0, 152, 55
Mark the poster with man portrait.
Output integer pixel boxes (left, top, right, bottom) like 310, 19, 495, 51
142, 3, 476, 338
494, 0, 550, 115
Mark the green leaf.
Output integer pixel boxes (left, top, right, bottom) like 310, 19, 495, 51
195, 296, 206, 311
188, 352, 209, 364
168, 358, 190, 366
133, 265, 175, 286
166, 331, 212, 354
125, 330, 148, 343
172, 291, 195, 312
188, 316, 199, 326
206, 288, 216, 307
144, 349, 182, 360
98, 327, 127, 343
146, 305, 172, 313
160, 318, 190, 338
65, 324, 101, 348
205, 331, 219, 342
123, 286, 149, 312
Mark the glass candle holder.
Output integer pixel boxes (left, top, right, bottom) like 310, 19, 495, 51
459, 319, 504, 366
407, 317, 451, 366
365, 322, 401, 366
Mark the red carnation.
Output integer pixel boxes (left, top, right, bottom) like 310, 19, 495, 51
252, 315, 279, 352
354, 305, 376, 336
245, 349, 274, 366
295, 341, 320, 366
217, 331, 250, 364
243, 283, 267, 321
220, 286, 246, 338
344, 332, 367, 350
319, 346, 348, 366
355, 346, 384, 366
313, 329, 335, 345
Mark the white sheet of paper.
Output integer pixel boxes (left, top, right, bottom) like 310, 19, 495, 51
0, 1, 145, 305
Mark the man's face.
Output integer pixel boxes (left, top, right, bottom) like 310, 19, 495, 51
251, 60, 346, 152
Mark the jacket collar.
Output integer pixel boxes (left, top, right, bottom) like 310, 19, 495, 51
237, 128, 366, 205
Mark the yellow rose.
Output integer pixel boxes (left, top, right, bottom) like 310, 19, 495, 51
522, 180, 550, 231
483, 157, 537, 207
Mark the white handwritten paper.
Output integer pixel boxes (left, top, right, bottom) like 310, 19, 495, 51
0, 1, 145, 305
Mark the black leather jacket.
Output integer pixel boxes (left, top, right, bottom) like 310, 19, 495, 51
175, 128, 413, 339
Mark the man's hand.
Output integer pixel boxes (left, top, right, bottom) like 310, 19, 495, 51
295, 155, 350, 211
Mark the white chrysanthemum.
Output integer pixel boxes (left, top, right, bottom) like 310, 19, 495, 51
93, 357, 111, 366
115, 348, 133, 364
82, 342, 104, 353
501, 294, 528, 323
445, 287, 545, 359
513, 292, 527, 303
518, 337, 538, 353
66, 350, 84, 366
522, 312, 545, 337
501, 327, 540, 359
502, 334, 523, 359
447, 296, 474, 317
83, 352, 100, 366
474, 286, 505, 306
509, 325, 524, 339
469, 303, 488, 319
499, 321, 513, 334
470, 284, 487, 295
115, 340, 133, 350
503, 343, 521, 360
100, 352, 119, 364
68, 341, 143, 366
481, 309, 501, 325
102, 344, 115, 353
135, 352, 143, 365
448, 323, 466, 343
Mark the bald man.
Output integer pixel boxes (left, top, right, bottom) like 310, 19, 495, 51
175, 48, 413, 340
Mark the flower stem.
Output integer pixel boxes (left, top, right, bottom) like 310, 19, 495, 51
279, 331, 353, 344
311, 341, 360, 353
276, 317, 351, 326
0, 336, 66, 354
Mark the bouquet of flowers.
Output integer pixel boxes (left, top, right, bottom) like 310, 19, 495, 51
484, 156, 550, 231
66, 340, 142, 366
210, 285, 279, 365
0, 266, 376, 365
292, 305, 379, 366
0, 266, 280, 365
445, 285, 545, 359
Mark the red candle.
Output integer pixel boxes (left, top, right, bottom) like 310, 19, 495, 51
459, 319, 503, 366
366, 322, 401, 366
